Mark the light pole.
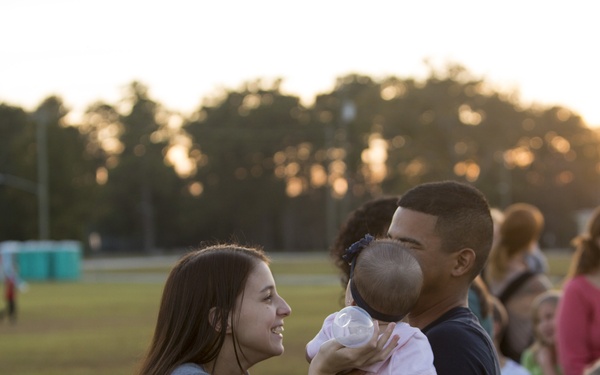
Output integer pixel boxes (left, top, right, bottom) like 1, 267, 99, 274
325, 98, 356, 244
339, 99, 356, 222
35, 109, 50, 240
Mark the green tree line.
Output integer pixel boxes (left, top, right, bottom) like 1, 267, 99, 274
2, 64, 600, 252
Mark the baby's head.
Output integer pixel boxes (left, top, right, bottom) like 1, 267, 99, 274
345, 238, 423, 322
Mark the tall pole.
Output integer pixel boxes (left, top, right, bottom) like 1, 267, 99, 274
325, 123, 336, 245
339, 99, 356, 222
36, 109, 50, 240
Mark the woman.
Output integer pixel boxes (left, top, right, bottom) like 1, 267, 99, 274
137, 244, 291, 375
556, 207, 600, 375
485, 203, 553, 362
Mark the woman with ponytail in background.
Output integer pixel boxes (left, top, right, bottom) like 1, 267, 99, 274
556, 207, 600, 375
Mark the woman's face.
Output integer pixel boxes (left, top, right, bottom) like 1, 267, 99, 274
233, 261, 291, 366
535, 300, 557, 346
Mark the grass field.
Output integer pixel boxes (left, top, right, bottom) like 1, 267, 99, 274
0, 250, 572, 375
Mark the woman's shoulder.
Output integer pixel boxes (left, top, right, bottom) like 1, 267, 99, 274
522, 272, 552, 292
564, 275, 600, 294
171, 363, 209, 375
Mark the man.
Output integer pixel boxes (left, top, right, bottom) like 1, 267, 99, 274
309, 180, 500, 375
387, 180, 500, 374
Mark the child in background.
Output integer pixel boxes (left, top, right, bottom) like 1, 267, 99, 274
491, 296, 531, 375
3, 273, 17, 323
521, 291, 562, 375
0, 246, 21, 324
306, 235, 436, 375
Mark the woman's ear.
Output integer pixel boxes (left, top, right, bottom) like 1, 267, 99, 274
209, 307, 233, 333
225, 313, 232, 334
452, 248, 476, 277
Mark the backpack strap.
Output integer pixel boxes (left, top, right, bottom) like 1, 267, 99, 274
498, 270, 537, 304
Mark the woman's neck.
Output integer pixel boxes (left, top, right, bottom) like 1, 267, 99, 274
202, 360, 248, 375
204, 342, 250, 375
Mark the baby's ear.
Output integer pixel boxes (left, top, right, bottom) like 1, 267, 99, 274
452, 248, 475, 277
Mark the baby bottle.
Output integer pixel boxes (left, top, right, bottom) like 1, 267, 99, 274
332, 306, 375, 348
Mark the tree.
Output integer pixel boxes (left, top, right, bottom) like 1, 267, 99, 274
184, 80, 330, 250
0, 104, 37, 240
4, 66, 600, 250
335, 66, 600, 247
86, 82, 185, 252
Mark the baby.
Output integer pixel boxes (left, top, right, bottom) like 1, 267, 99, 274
306, 235, 436, 375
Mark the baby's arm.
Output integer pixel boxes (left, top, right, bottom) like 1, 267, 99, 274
306, 313, 338, 363
308, 321, 399, 375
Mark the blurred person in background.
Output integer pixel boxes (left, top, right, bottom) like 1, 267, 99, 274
0, 245, 23, 324
485, 203, 553, 363
490, 296, 530, 375
0, 271, 17, 324
556, 206, 600, 375
330, 196, 400, 290
521, 291, 562, 375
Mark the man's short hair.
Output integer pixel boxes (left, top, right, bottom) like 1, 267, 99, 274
397, 180, 493, 278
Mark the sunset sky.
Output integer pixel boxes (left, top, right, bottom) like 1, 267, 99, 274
2, 0, 599, 127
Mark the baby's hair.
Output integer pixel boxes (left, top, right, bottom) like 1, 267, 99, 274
353, 239, 423, 319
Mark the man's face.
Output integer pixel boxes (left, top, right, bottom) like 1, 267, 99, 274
387, 207, 451, 297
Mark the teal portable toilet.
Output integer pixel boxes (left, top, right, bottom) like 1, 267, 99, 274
0, 241, 20, 277
50, 240, 82, 280
18, 241, 52, 281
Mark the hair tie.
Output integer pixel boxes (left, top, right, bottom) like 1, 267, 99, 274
342, 234, 375, 267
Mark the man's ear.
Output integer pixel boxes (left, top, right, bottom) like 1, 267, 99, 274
452, 248, 476, 277
209, 307, 233, 334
